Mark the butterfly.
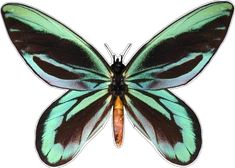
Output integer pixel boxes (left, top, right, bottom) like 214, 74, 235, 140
2, 1, 233, 167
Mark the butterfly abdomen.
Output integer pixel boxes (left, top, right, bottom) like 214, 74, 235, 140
113, 96, 124, 147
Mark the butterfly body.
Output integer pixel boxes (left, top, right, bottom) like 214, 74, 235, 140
2, 2, 233, 167
110, 57, 126, 146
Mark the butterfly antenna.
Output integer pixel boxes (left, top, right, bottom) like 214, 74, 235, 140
120, 43, 132, 62
104, 43, 116, 63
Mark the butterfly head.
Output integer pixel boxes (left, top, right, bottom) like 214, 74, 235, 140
104, 43, 132, 62
104, 43, 131, 74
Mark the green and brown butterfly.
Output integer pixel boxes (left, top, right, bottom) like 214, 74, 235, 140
1, 1, 233, 166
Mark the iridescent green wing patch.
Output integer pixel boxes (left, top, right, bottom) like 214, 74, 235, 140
125, 2, 233, 90
125, 89, 201, 165
1, 4, 111, 90
36, 89, 112, 166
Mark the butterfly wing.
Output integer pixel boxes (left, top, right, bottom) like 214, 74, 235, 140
125, 89, 201, 165
36, 89, 112, 166
125, 2, 233, 90
2, 4, 111, 90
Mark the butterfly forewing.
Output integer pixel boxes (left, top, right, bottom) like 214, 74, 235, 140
125, 2, 233, 90
125, 89, 201, 165
1, 4, 111, 90
36, 89, 112, 166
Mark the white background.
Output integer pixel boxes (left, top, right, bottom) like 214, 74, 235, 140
0, 0, 234, 167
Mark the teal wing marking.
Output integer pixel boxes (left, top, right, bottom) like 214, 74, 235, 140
2, 4, 111, 90
125, 2, 233, 90
36, 89, 112, 166
125, 89, 201, 165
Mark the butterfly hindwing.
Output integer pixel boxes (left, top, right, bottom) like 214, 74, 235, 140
36, 89, 112, 166
125, 89, 201, 165
1, 4, 111, 90
125, 2, 233, 90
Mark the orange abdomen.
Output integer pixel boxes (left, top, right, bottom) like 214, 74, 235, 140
113, 96, 124, 147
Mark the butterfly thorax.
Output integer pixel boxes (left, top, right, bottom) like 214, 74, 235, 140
109, 58, 127, 98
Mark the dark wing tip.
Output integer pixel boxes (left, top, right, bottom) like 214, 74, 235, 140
1, 3, 20, 18
221, 1, 234, 9
1, 3, 30, 15
1, 4, 8, 16
218, 1, 234, 14
210, 1, 233, 8
1, 3, 16, 12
